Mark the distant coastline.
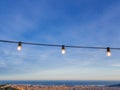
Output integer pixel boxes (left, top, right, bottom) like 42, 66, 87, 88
0, 80, 120, 90
108, 84, 120, 87
0, 84, 120, 90
0, 80, 120, 86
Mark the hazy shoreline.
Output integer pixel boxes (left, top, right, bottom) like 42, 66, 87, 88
0, 80, 120, 90
1, 80, 120, 86
0, 84, 120, 90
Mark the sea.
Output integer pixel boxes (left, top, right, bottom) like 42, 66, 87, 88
0, 80, 120, 86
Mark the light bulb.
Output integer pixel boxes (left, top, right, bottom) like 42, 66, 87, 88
107, 47, 111, 56
17, 42, 22, 51
62, 45, 65, 54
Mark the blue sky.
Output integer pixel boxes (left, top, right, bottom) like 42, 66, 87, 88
0, 0, 120, 80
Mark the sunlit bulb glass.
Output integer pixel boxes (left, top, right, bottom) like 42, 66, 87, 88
107, 47, 111, 56
17, 42, 22, 51
62, 45, 65, 54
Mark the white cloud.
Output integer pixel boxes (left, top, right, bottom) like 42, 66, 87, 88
112, 64, 120, 67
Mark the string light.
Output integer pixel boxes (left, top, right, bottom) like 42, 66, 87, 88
61, 45, 65, 54
17, 42, 22, 51
0, 39, 120, 56
107, 47, 111, 56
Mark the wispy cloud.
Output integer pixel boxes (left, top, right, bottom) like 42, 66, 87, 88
112, 64, 120, 67
0, 0, 120, 80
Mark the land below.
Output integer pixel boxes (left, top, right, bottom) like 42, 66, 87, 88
0, 84, 120, 90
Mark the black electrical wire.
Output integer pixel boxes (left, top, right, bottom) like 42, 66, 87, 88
0, 39, 120, 50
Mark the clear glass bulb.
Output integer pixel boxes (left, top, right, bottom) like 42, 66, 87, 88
17, 46, 22, 51
62, 45, 65, 54
107, 47, 111, 56
62, 49, 65, 54
107, 51, 111, 56
17, 42, 22, 51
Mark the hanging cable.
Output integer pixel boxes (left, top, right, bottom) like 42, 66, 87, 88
0, 39, 120, 56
